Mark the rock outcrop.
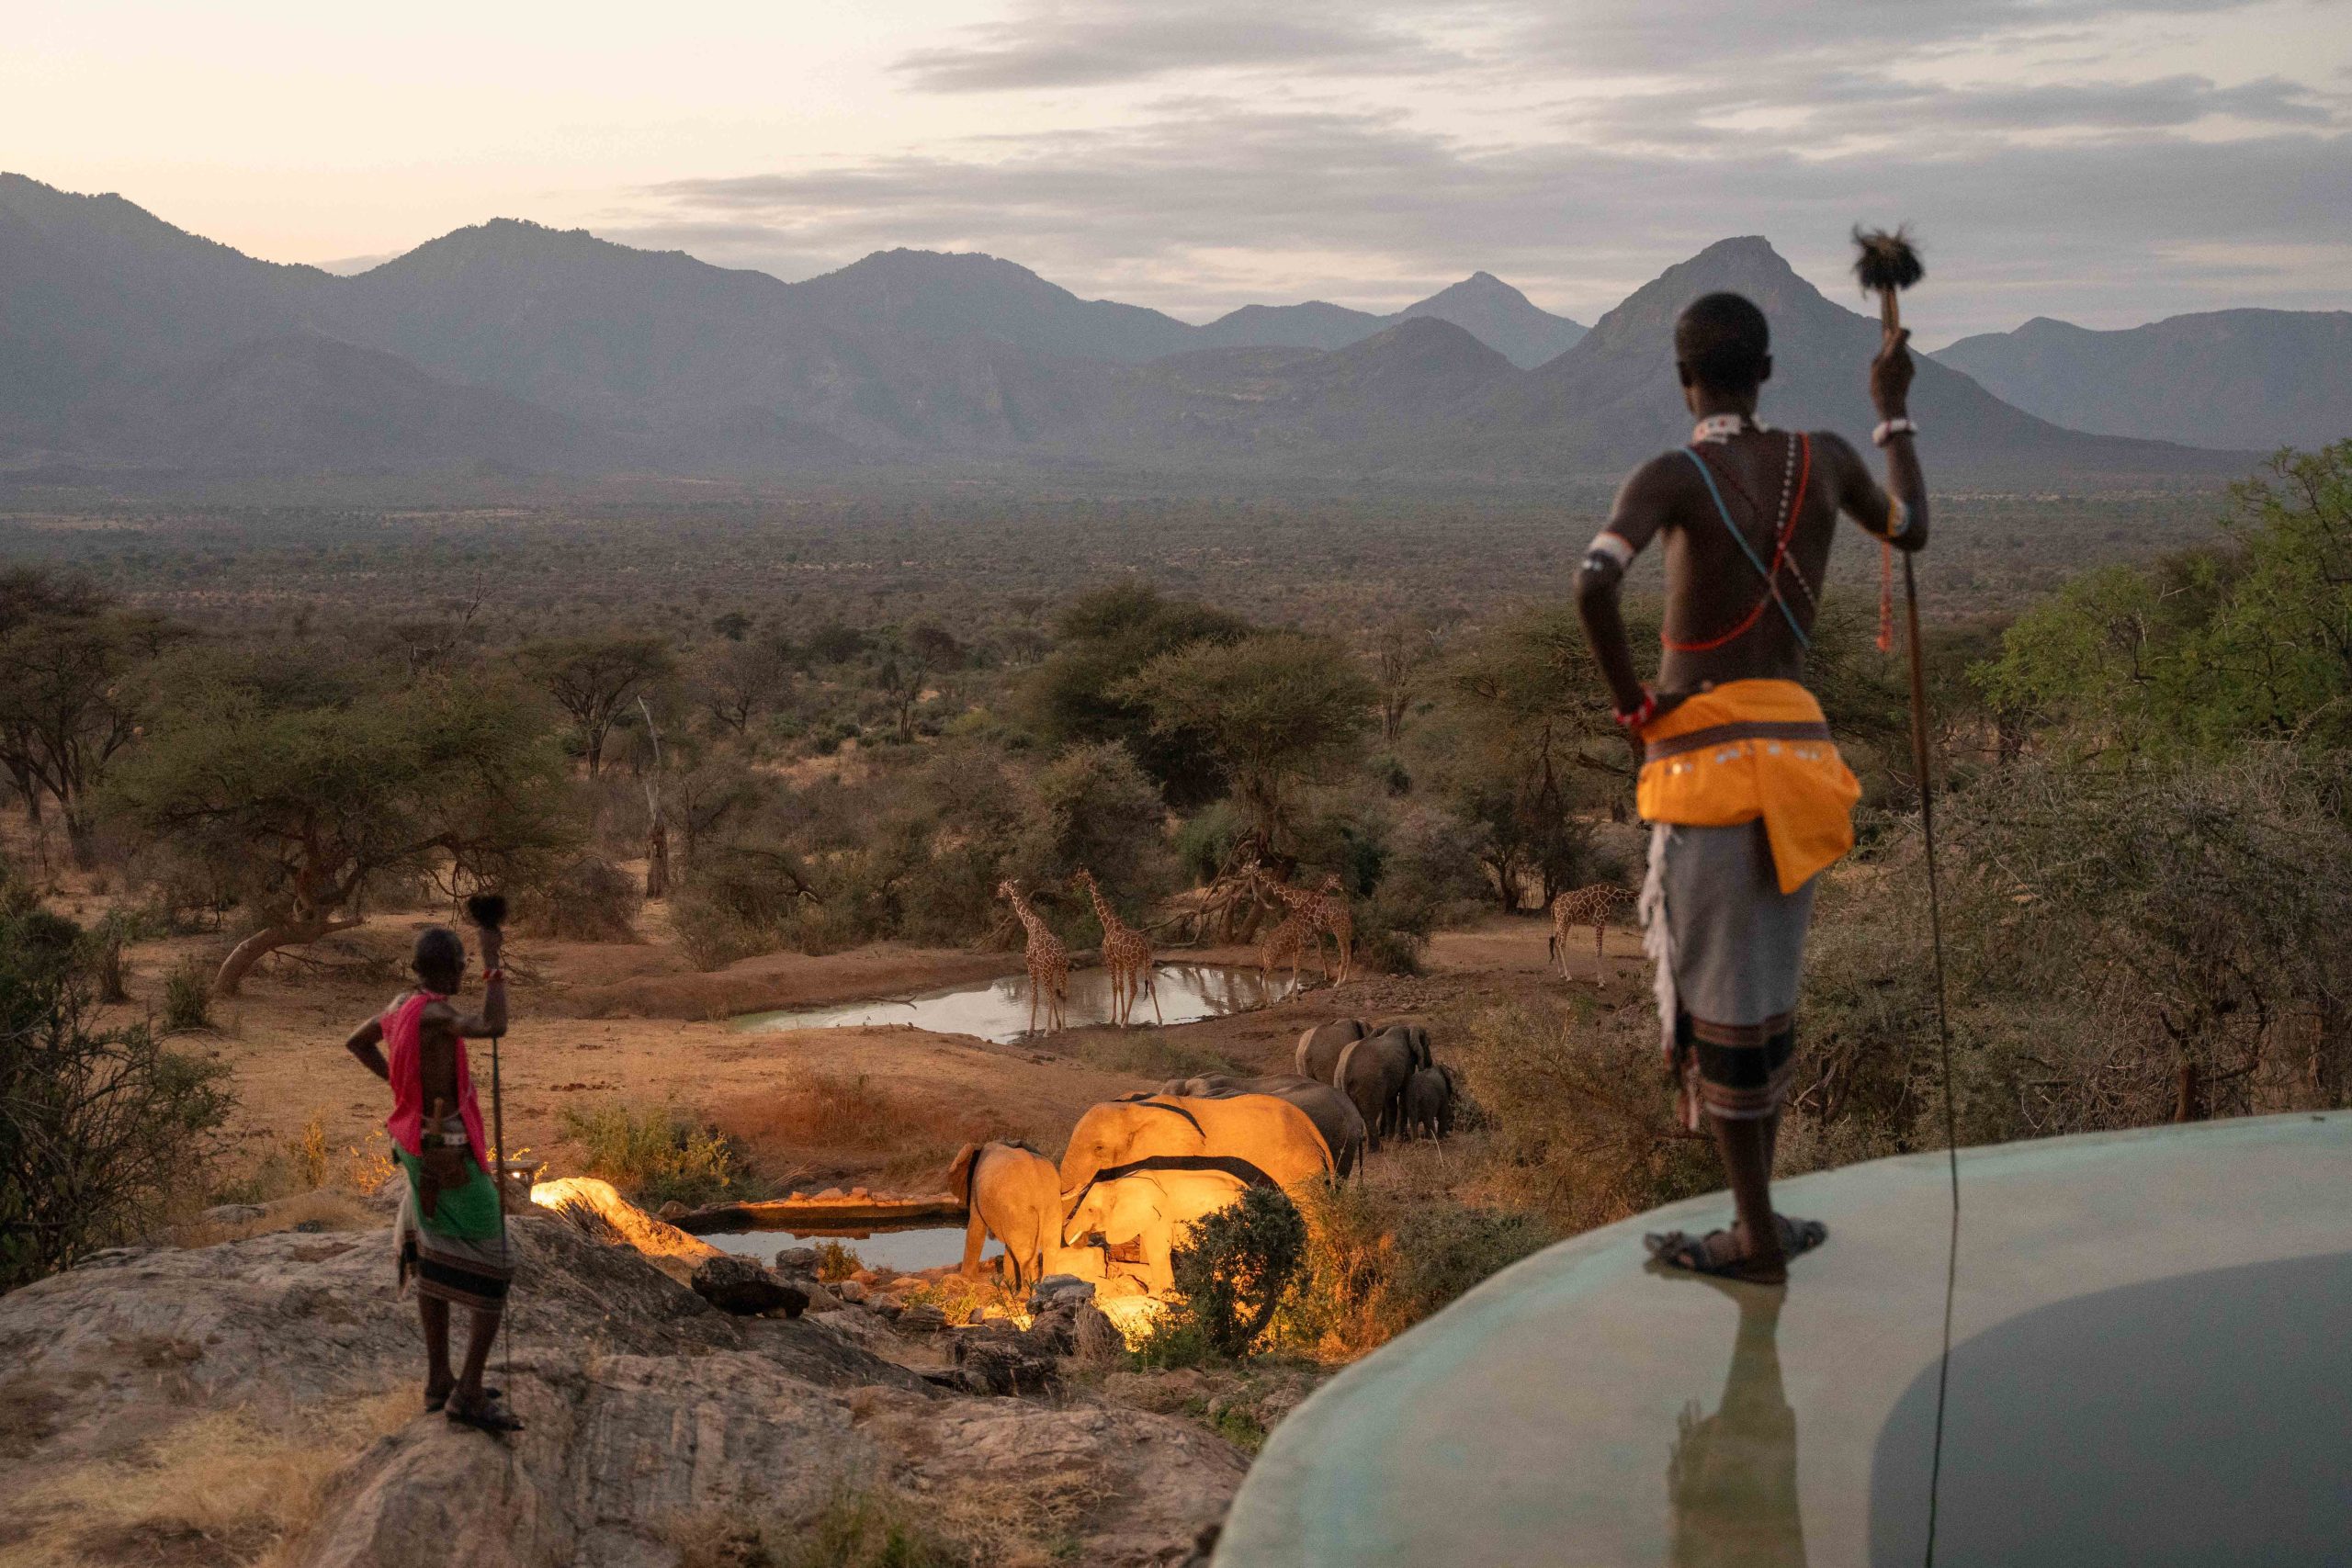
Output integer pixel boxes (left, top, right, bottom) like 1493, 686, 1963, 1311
688, 1254, 809, 1317
0, 1202, 1247, 1566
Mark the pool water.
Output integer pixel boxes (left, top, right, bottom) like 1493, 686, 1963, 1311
733, 962, 1285, 1043
696, 1223, 994, 1274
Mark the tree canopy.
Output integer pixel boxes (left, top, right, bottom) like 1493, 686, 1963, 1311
107, 671, 575, 993
1022, 581, 1251, 806
1118, 629, 1374, 854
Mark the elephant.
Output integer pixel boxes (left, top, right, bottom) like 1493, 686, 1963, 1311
1294, 1018, 1367, 1083
1059, 1094, 1333, 1205
1374, 1021, 1433, 1072
1401, 1065, 1456, 1142
946, 1140, 1063, 1290
1335, 1029, 1417, 1147
1060, 1160, 1260, 1296
1156, 1072, 1369, 1180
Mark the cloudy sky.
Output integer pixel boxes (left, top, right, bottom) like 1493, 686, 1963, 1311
10, 1, 2349, 340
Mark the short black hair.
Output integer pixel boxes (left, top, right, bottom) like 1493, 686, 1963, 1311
413, 926, 465, 984
1674, 292, 1771, 390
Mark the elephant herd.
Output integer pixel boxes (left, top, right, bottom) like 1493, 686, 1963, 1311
947, 1016, 1460, 1297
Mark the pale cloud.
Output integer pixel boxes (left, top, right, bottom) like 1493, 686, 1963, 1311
896, 4, 1461, 91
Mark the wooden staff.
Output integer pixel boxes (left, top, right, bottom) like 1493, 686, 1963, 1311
1854, 223, 1960, 1568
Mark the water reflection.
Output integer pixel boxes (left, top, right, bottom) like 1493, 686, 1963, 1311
1668, 1285, 1807, 1568
734, 963, 1284, 1043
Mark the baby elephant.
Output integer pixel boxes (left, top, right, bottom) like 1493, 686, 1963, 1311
1401, 1065, 1456, 1142
947, 1140, 1063, 1290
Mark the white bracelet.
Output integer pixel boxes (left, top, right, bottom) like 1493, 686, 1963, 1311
1872, 417, 1919, 447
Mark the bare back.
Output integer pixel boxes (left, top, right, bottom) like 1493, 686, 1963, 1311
1605, 427, 1902, 695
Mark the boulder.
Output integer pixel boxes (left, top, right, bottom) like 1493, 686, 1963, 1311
1028, 1273, 1097, 1313
0, 1210, 1245, 1568
773, 1246, 820, 1274
952, 1334, 1061, 1398
834, 1279, 871, 1304
896, 1303, 947, 1334
690, 1256, 808, 1317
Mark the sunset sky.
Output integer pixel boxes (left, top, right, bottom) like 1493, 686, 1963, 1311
10, 0, 2348, 339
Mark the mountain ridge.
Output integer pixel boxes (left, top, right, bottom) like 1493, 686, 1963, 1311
0, 173, 2273, 484
1936, 309, 2352, 450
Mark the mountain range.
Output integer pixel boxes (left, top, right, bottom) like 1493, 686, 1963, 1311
1, 171, 2319, 486
1935, 310, 2352, 452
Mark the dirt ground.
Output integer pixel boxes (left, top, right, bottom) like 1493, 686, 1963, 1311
32, 845, 1649, 1198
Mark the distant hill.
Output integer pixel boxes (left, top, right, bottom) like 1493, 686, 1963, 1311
786, 248, 1197, 363
1937, 310, 2352, 450
122, 332, 599, 470
1190, 275, 1584, 367
1473, 237, 2241, 479
1397, 273, 1585, 368
0, 173, 2261, 484
1192, 300, 1391, 353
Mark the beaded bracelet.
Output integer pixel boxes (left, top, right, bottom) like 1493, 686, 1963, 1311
1612, 689, 1658, 732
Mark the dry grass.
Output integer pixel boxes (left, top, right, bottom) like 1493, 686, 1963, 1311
0, 1393, 411, 1568
176, 1190, 380, 1249
712, 1071, 1007, 1191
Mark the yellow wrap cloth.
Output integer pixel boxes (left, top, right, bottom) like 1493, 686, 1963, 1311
1636, 679, 1860, 895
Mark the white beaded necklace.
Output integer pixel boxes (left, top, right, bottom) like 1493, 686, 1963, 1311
1690, 412, 1770, 445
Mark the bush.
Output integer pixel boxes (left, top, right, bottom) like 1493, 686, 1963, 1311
2, 904, 233, 1288
1451, 998, 1720, 1234
810, 1239, 864, 1281
161, 954, 215, 1032
556, 1102, 748, 1209
1143, 1184, 1307, 1362
513, 853, 641, 942
670, 889, 771, 970
1268, 1184, 1553, 1360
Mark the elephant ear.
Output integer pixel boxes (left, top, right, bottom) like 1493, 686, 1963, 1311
946, 1143, 981, 1204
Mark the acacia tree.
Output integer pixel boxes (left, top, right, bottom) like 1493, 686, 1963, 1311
107, 673, 574, 995
523, 635, 673, 775
1446, 603, 1618, 905
1119, 631, 1373, 856
0, 609, 179, 863
690, 636, 794, 735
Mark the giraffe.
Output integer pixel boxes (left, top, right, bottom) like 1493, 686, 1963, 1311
1071, 867, 1160, 1027
1549, 883, 1634, 986
996, 879, 1068, 1034
1252, 869, 1354, 987
1258, 908, 1317, 999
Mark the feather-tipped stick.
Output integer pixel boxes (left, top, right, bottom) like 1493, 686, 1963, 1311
464, 891, 509, 931
1851, 226, 1925, 334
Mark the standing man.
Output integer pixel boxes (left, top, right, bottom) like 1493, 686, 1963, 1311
344, 921, 524, 1432
1576, 293, 1928, 1283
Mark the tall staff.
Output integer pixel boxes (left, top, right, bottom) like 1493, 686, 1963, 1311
1854, 225, 1961, 1568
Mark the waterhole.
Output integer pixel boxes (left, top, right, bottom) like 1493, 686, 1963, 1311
732, 962, 1284, 1043
696, 1222, 992, 1273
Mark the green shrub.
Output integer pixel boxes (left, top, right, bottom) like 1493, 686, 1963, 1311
161, 955, 215, 1032
556, 1102, 747, 1209
810, 1238, 864, 1281
2, 903, 233, 1288
1144, 1184, 1307, 1361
